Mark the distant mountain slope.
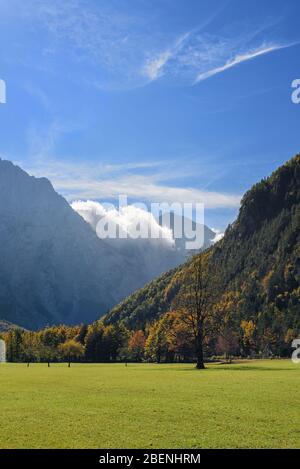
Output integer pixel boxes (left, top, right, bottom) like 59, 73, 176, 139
73, 201, 216, 283
105, 154, 300, 339
0, 159, 217, 330
0, 160, 149, 329
0, 320, 25, 332
159, 212, 216, 254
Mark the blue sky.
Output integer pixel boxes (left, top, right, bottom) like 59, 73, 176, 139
0, 0, 300, 230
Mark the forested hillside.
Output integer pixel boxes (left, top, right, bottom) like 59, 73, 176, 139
104, 154, 300, 356
103, 268, 178, 329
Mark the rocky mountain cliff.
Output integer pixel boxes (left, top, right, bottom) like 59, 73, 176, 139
0, 160, 215, 329
0, 160, 143, 328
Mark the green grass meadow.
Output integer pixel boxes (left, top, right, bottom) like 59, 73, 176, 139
0, 360, 299, 449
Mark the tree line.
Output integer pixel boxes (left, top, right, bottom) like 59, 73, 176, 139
1, 255, 296, 368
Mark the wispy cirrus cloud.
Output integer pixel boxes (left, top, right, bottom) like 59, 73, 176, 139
143, 50, 173, 81
5, 0, 297, 89
194, 42, 295, 83
142, 33, 190, 81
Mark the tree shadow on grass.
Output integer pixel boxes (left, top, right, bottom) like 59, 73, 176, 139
130, 362, 297, 372
204, 363, 297, 372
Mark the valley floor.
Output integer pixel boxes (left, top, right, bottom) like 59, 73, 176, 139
0, 360, 299, 448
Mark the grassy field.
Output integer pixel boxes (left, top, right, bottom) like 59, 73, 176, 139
0, 360, 299, 449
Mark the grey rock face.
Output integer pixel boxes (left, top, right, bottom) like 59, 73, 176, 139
0, 160, 216, 329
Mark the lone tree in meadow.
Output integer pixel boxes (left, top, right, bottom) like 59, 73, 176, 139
59, 340, 84, 367
39, 344, 57, 367
174, 253, 213, 369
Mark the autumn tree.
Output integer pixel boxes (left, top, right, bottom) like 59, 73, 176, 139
128, 330, 146, 361
38, 344, 58, 367
214, 292, 240, 362
173, 253, 214, 369
21, 331, 39, 365
164, 311, 193, 362
144, 313, 179, 363
258, 327, 277, 357
59, 339, 84, 367
76, 324, 89, 345
145, 321, 167, 363
240, 320, 256, 355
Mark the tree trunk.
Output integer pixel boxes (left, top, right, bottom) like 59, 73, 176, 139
68, 355, 71, 367
196, 351, 205, 369
195, 333, 205, 369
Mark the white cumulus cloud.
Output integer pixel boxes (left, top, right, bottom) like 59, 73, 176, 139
71, 200, 174, 244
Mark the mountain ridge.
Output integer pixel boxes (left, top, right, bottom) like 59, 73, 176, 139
0, 159, 142, 328
104, 154, 300, 349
